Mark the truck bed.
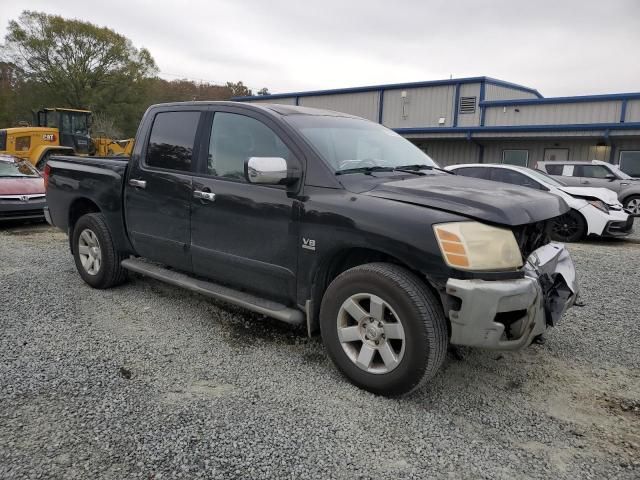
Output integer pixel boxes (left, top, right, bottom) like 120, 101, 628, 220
45, 154, 131, 253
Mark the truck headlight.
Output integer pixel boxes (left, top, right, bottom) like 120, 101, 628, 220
433, 221, 523, 271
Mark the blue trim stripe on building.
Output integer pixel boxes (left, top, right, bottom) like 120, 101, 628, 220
231, 76, 542, 102
393, 122, 640, 135
480, 92, 640, 107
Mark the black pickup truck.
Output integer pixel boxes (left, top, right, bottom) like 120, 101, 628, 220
44, 102, 578, 396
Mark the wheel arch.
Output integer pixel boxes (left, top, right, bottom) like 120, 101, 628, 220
308, 246, 437, 336
68, 198, 101, 253
620, 191, 640, 206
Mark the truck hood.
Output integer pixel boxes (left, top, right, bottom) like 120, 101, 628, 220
358, 174, 568, 226
558, 186, 620, 205
0, 177, 45, 195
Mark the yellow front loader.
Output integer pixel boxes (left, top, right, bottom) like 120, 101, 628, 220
0, 108, 133, 169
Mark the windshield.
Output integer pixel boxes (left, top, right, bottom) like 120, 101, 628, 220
285, 115, 438, 172
609, 163, 632, 179
528, 168, 566, 187
0, 160, 39, 178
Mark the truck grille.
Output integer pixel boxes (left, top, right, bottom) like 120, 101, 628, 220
512, 220, 552, 259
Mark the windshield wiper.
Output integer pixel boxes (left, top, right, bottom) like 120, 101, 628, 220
394, 164, 455, 175
335, 166, 395, 175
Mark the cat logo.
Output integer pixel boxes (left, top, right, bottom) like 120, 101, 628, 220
302, 238, 316, 251
42, 134, 55, 142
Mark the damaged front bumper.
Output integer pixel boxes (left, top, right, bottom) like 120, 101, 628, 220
445, 242, 578, 350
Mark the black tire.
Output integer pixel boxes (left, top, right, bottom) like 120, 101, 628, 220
320, 262, 448, 396
72, 213, 128, 289
623, 195, 640, 216
550, 209, 587, 242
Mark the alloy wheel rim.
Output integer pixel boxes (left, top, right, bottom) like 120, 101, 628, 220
336, 293, 406, 374
552, 214, 578, 239
627, 199, 640, 215
78, 229, 102, 275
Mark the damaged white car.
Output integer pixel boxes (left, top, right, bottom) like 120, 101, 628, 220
447, 163, 633, 242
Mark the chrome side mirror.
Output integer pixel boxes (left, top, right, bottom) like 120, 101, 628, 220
245, 157, 289, 184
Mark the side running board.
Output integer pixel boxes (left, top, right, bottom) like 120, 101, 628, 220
121, 258, 305, 326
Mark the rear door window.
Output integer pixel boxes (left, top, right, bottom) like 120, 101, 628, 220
490, 168, 543, 189
453, 167, 490, 180
146, 111, 201, 172
575, 165, 610, 178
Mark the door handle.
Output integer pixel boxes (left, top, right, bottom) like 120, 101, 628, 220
194, 190, 216, 202
129, 179, 147, 189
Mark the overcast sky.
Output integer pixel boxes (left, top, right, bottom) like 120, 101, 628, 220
2, 0, 639, 97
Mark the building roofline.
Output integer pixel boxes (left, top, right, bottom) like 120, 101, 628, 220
481, 92, 640, 107
232, 76, 543, 101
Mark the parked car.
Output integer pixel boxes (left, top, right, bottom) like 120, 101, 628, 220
537, 160, 640, 215
447, 163, 633, 242
44, 102, 578, 396
0, 154, 46, 222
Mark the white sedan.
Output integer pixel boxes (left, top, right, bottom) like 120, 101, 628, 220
445, 163, 633, 242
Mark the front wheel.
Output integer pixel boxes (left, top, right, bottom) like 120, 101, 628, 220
320, 263, 448, 396
72, 213, 128, 289
550, 209, 587, 242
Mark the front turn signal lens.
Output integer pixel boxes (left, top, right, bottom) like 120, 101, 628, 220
433, 221, 523, 271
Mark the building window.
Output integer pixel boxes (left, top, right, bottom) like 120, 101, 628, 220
502, 149, 528, 167
619, 151, 640, 177
459, 96, 476, 114
588, 145, 610, 161
16, 136, 31, 151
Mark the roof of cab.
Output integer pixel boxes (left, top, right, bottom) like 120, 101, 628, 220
147, 101, 361, 119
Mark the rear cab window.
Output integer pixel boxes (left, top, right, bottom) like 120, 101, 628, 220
146, 111, 201, 172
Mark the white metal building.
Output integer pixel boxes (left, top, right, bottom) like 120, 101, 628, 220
233, 77, 640, 176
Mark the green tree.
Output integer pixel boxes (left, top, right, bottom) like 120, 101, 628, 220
3, 11, 157, 112
225, 81, 252, 97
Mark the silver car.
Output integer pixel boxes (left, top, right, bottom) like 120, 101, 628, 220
537, 160, 640, 215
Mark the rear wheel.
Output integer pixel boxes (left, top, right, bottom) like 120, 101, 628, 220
320, 263, 448, 396
550, 209, 587, 242
72, 213, 128, 289
623, 195, 640, 215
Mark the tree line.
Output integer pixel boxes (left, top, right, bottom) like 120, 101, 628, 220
0, 11, 268, 138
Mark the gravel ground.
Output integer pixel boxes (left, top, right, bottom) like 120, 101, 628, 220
1, 221, 639, 479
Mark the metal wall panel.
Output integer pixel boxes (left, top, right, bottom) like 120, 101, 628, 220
625, 100, 640, 122
299, 92, 379, 121
382, 85, 456, 128
411, 140, 480, 166
485, 84, 539, 101
456, 83, 482, 127
484, 101, 621, 126
244, 97, 297, 105
481, 139, 613, 165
